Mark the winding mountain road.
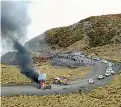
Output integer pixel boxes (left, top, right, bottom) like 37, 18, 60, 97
1, 61, 120, 96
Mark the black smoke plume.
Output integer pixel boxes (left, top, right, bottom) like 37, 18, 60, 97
1, 1, 30, 54
1, 1, 39, 84
14, 41, 39, 84
1, 1, 30, 39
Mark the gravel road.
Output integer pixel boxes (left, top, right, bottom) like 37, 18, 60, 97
1, 61, 120, 96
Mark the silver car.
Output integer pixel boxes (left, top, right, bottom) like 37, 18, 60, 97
102, 59, 108, 64
88, 78, 94, 84
97, 75, 105, 80
105, 71, 111, 77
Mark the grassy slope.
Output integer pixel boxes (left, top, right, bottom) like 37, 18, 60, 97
1, 71, 121, 107
46, 14, 121, 49
1, 64, 31, 84
46, 25, 84, 48
1, 63, 90, 84
84, 43, 121, 62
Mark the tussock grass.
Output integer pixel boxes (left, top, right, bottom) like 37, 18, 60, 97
1, 71, 121, 107
1, 64, 90, 84
85, 43, 121, 62
1, 64, 31, 84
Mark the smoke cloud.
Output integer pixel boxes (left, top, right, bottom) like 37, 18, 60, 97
1, 1, 30, 55
1, 1, 39, 83
14, 41, 39, 83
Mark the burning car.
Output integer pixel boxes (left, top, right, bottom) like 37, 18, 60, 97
37, 81, 51, 90
37, 73, 51, 90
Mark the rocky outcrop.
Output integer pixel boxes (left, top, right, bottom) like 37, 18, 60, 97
24, 33, 53, 53
1, 51, 18, 65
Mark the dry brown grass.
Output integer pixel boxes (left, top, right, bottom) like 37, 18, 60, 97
85, 43, 121, 62
1, 63, 90, 84
1, 64, 31, 84
1, 71, 121, 107
38, 63, 90, 82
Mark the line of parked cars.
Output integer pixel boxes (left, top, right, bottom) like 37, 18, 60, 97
88, 62, 115, 84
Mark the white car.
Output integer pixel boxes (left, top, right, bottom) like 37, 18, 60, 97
88, 78, 94, 84
105, 67, 115, 75
106, 69, 112, 73
97, 75, 105, 80
94, 57, 100, 61
105, 71, 111, 76
111, 70, 115, 75
96, 57, 100, 61
108, 62, 113, 67
105, 68, 111, 76
102, 59, 108, 64
79, 55, 85, 58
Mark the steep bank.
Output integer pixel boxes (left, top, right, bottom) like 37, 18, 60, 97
46, 14, 121, 49
25, 14, 121, 52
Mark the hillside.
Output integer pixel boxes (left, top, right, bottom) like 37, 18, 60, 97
46, 14, 121, 49
24, 14, 121, 53
25, 33, 53, 53
1, 51, 18, 65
